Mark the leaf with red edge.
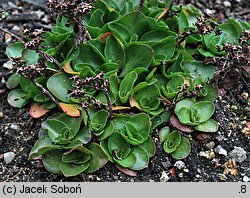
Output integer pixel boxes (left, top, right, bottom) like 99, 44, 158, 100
59, 103, 81, 117
170, 115, 194, 133
99, 32, 112, 43
115, 164, 137, 177
29, 103, 50, 118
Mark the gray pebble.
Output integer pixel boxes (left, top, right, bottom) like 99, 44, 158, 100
161, 160, 171, 170
174, 161, 186, 170
243, 176, 250, 182
228, 147, 247, 162
223, 1, 231, 7
214, 145, 228, 156
178, 173, 184, 178
0, 137, 3, 146
205, 141, 215, 149
10, 124, 20, 131
4, 152, 16, 164
0, 112, 4, 118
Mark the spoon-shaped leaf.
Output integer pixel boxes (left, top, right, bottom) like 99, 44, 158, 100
163, 130, 182, 153
7, 89, 29, 108
171, 137, 191, 160
194, 118, 218, 132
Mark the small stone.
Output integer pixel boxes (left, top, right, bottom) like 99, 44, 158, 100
3, 61, 13, 70
178, 173, 184, 178
4, 152, 16, 164
160, 171, 170, 182
205, 8, 213, 15
161, 160, 171, 170
0, 112, 4, 118
214, 145, 228, 156
228, 147, 247, 162
205, 141, 215, 149
219, 173, 227, 181
243, 176, 250, 182
10, 124, 20, 131
183, 168, 189, 173
199, 150, 215, 159
223, 1, 231, 7
174, 161, 186, 170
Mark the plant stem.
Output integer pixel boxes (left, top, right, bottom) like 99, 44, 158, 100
104, 90, 113, 119
138, 0, 145, 12
0, 26, 25, 44
30, 77, 61, 110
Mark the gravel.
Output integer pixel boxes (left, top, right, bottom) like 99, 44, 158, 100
228, 147, 247, 162
3, 152, 16, 164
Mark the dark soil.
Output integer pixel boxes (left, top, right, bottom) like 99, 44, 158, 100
0, 0, 249, 182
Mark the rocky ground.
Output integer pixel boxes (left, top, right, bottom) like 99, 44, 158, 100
0, 0, 249, 182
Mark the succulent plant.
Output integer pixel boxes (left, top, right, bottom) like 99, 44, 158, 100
4, 0, 249, 176
174, 98, 218, 132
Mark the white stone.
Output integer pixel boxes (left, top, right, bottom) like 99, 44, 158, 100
214, 145, 227, 156
174, 161, 186, 170
4, 152, 16, 164
243, 176, 250, 182
228, 147, 247, 162
160, 171, 170, 182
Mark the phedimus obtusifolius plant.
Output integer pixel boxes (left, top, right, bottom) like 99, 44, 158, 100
4, 0, 250, 177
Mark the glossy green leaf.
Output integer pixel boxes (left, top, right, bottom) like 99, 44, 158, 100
47, 73, 72, 103
104, 35, 125, 65
159, 126, 170, 143
191, 101, 215, 123
29, 135, 61, 160
7, 89, 29, 108
163, 131, 182, 153
90, 110, 109, 132
120, 43, 153, 77
71, 126, 91, 144
139, 137, 156, 158
42, 149, 64, 174
6, 73, 20, 89
84, 142, 109, 174
119, 71, 138, 104
129, 146, 149, 170
6, 42, 24, 58
60, 162, 90, 177
194, 118, 218, 132
171, 137, 191, 160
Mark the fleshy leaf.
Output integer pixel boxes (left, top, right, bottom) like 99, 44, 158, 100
171, 137, 191, 160
7, 89, 29, 108
42, 149, 64, 174
29, 103, 50, 118
90, 110, 109, 132
129, 146, 149, 171
194, 118, 219, 132
159, 126, 171, 143
163, 130, 182, 153
120, 43, 153, 77
6, 42, 24, 58
119, 71, 138, 104
6, 74, 20, 89
47, 73, 73, 103
84, 142, 110, 173
59, 103, 81, 117
104, 34, 125, 65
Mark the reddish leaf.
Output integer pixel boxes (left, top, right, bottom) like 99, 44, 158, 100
112, 106, 131, 111
59, 102, 81, 117
129, 96, 142, 110
170, 115, 194, 133
115, 165, 137, 177
99, 32, 112, 43
29, 103, 50, 118
62, 61, 80, 75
